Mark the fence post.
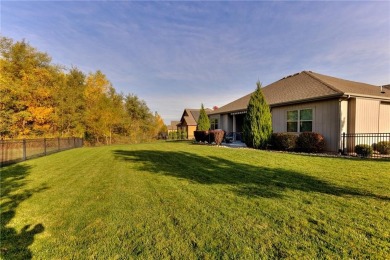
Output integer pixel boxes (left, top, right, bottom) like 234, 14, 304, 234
342, 132, 346, 155
58, 137, 60, 151
44, 138, 47, 156
23, 139, 27, 161
0, 140, 4, 166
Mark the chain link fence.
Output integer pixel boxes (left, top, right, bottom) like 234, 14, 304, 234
1, 137, 83, 166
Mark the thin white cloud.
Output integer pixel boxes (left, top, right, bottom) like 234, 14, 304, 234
2, 1, 389, 123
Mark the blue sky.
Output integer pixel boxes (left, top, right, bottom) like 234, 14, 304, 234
2, 1, 390, 124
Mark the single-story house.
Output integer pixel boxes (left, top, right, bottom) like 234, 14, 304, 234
209, 71, 390, 152
177, 108, 212, 139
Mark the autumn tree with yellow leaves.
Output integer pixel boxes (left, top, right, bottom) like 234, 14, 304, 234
0, 36, 166, 144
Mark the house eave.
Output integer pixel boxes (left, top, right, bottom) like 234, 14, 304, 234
210, 108, 247, 116
209, 91, 390, 116
269, 93, 343, 108
342, 93, 390, 101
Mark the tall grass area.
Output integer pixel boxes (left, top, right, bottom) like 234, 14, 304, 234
1, 142, 389, 259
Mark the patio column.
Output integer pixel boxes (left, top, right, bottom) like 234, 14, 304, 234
232, 114, 236, 141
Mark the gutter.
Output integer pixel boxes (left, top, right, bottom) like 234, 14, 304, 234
209, 93, 344, 114
341, 93, 390, 101
209, 91, 390, 115
270, 92, 390, 108
269, 93, 343, 108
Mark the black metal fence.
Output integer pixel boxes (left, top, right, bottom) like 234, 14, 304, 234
341, 133, 390, 159
1, 137, 83, 166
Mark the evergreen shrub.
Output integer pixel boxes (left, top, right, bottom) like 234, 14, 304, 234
242, 81, 272, 149
355, 144, 373, 157
375, 141, 390, 155
197, 104, 210, 131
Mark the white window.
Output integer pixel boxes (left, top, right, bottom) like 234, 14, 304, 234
287, 109, 313, 132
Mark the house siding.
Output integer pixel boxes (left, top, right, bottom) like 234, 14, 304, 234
349, 98, 389, 133
272, 99, 340, 152
220, 114, 227, 131
379, 102, 390, 132
346, 98, 389, 150
187, 125, 197, 139
220, 114, 233, 133
354, 98, 380, 133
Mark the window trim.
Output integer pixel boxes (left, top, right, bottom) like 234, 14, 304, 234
286, 108, 314, 133
287, 110, 298, 132
210, 118, 219, 130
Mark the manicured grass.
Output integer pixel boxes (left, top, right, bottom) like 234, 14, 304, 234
1, 141, 389, 259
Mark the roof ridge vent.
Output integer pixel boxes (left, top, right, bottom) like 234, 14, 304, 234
279, 72, 301, 81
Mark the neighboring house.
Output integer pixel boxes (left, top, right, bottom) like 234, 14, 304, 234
167, 121, 180, 133
209, 71, 390, 152
177, 108, 212, 139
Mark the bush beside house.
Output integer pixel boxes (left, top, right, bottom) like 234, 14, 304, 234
296, 132, 326, 153
270, 132, 325, 153
194, 131, 208, 142
194, 130, 225, 145
270, 133, 298, 151
211, 130, 225, 145
375, 141, 390, 155
355, 144, 373, 157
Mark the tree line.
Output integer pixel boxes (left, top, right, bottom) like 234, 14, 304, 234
0, 36, 166, 144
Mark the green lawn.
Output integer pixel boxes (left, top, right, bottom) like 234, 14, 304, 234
1, 141, 389, 259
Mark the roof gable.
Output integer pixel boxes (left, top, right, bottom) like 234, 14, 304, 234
180, 109, 198, 126
178, 108, 212, 126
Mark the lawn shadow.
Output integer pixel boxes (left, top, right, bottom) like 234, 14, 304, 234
1, 164, 48, 259
113, 149, 389, 201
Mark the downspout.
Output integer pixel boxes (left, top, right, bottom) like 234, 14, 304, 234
338, 98, 342, 154
339, 95, 350, 154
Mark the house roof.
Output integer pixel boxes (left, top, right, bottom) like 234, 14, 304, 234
209, 71, 390, 115
178, 108, 212, 126
167, 121, 180, 131
308, 71, 390, 99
